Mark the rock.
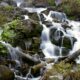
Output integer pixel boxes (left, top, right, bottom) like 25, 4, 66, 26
3, 0, 17, 7
43, 21, 53, 27
33, 0, 49, 7
50, 28, 63, 46
60, 36, 76, 49
0, 2, 9, 7
61, 47, 70, 56
19, 64, 29, 76
50, 27, 76, 49
20, 2, 33, 8
20, 9, 28, 15
40, 13, 46, 23
0, 65, 14, 80
50, 11, 67, 22
28, 13, 39, 21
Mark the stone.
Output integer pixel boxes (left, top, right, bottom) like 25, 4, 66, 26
33, 0, 49, 7
3, 0, 17, 7
0, 65, 14, 80
20, 2, 32, 8
0, 2, 9, 7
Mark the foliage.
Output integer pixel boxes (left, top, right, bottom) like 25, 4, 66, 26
1, 20, 19, 43
0, 43, 8, 56
47, 0, 56, 6
57, 0, 80, 19
0, 5, 14, 12
0, 13, 7, 25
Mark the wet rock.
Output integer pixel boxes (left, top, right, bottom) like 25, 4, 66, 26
43, 21, 53, 27
20, 9, 28, 15
33, 0, 49, 7
60, 36, 76, 49
0, 65, 14, 80
20, 64, 29, 76
0, 2, 9, 7
50, 28, 64, 46
28, 13, 39, 21
40, 13, 46, 23
50, 27, 76, 49
3, 0, 17, 7
61, 47, 70, 56
50, 11, 67, 22
20, 2, 33, 8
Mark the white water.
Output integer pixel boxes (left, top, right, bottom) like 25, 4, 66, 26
7, 0, 80, 65
14, 0, 24, 7
0, 41, 21, 66
1, 0, 80, 79
39, 11, 80, 62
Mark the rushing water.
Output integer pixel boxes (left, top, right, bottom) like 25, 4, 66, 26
1, 0, 80, 80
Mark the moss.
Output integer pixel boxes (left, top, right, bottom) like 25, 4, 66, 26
0, 43, 8, 56
0, 5, 14, 12
0, 13, 7, 25
1, 20, 20, 43
47, 0, 56, 6
0, 65, 14, 80
57, 0, 80, 20
42, 61, 72, 80
51, 61, 72, 74
63, 71, 80, 80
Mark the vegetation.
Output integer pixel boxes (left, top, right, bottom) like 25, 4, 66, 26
47, 0, 56, 6
57, 0, 80, 19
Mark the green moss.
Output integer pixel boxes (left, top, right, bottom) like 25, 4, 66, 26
0, 6, 14, 12
57, 0, 80, 19
47, 0, 56, 6
1, 20, 20, 44
0, 13, 7, 25
0, 43, 8, 56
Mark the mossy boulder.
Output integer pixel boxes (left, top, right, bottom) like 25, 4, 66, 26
0, 65, 14, 80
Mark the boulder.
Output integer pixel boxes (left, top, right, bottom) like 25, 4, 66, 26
3, 0, 17, 7
0, 2, 9, 7
0, 65, 14, 80
33, 0, 49, 7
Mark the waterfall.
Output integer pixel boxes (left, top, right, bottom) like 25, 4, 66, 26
0, 41, 22, 66
1, 0, 80, 79
14, 0, 24, 7
39, 10, 80, 63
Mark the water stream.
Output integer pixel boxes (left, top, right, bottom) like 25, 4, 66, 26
1, 0, 80, 80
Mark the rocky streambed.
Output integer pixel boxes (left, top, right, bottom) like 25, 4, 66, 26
0, 0, 80, 80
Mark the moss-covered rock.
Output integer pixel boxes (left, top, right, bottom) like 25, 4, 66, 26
0, 65, 14, 80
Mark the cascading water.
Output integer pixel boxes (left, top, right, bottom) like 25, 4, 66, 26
40, 11, 80, 64
1, 0, 80, 80
0, 41, 22, 66
14, 0, 24, 7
